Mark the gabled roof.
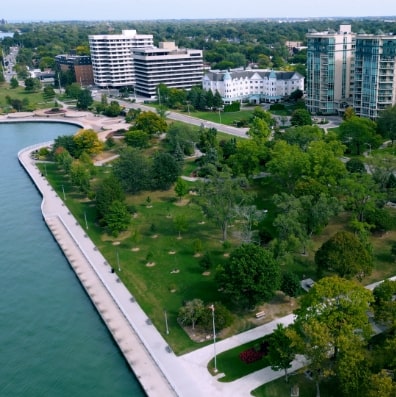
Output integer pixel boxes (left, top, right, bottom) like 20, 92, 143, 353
203, 69, 303, 82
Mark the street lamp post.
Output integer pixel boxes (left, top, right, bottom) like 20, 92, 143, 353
210, 304, 217, 372
218, 109, 222, 124
116, 249, 121, 272
164, 310, 169, 335
61, 185, 66, 200
84, 211, 89, 230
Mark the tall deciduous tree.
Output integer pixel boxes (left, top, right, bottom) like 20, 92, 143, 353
103, 200, 130, 237
95, 175, 125, 221
133, 111, 168, 136
290, 108, 312, 126
216, 243, 280, 308
338, 116, 380, 155
150, 152, 180, 190
268, 324, 296, 382
73, 129, 104, 157
196, 171, 250, 241
112, 147, 151, 194
315, 231, 373, 280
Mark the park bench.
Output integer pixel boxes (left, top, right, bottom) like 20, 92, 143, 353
255, 311, 266, 319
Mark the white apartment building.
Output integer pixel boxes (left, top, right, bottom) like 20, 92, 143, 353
132, 42, 203, 97
202, 69, 304, 104
88, 30, 154, 88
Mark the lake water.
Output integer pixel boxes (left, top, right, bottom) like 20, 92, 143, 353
0, 122, 145, 396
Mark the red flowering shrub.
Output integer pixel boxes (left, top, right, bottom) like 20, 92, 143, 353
239, 341, 270, 364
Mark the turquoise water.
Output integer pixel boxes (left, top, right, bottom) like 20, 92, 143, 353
0, 122, 145, 396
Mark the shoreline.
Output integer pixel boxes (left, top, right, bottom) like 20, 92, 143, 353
7, 112, 312, 397
18, 142, 181, 397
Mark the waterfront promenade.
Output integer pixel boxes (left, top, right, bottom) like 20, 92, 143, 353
11, 110, 305, 396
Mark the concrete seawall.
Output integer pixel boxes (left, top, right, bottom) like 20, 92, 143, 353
18, 143, 181, 397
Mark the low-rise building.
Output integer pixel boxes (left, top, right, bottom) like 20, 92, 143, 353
202, 69, 304, 104
55, 54, 94, 86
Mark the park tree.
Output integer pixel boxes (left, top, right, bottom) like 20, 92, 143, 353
174, 214, 188, 238
65, 82, 82, 99
343, 106, 356, 121
151, 152, 180, 190
103, 200, 130, 237
247, 116, 271, 142
104, 100, 122, 117
216, 243, 281, 308
306, 140, 347, 190
372, 279, 396, 327
133, 111, 168, 136
52, 135, 78, 158
338, 116, 380, 155
266, 140, 310, 192
290, 108, 312, 126
54, 147, 73, 174
335, 333, 371, 397
290, 276, 374, 396
95, 175, 125, 222
10, 76, 18, 88
72, 129, 103, 157
280, 125, 323, 152
268, 324, 296, 383
42, 85, 55, 101
165, 122, 198, 155
295, 276, 374, 358
76, 89, 93, 110
366, 152, 396, 191
315, 231, 373, 280
70, 160, 91, 193
377, 104, 396, 144
340, 173, 380, 222
177, 299, 205, 330
112, 147, 151, 194
287, 319, 333, 397
198, 302, 233, 332
124, 129, 150, 148
346, 157, 366, 174
365, 370, 396, 397
280, 271, 301, 298
228, 139, 263, 178
24, 77, 41, 92
174, 177, 189, 201
196, 170, 251, 241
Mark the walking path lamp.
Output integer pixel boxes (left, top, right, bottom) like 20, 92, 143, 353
210, 304, 217, 372
116, 250, 121, 272
164, 310, 169, 335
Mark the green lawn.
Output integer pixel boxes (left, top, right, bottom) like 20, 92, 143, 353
191, 109, 252, 126
208, 335, 272, 381
252, 373, 336, 397
0, 83, 56, 112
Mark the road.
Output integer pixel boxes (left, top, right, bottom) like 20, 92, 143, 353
96, 95, 250, 139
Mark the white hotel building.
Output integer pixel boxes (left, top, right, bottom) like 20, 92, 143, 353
89, 30, 203, 97
202, 69, 304, 104
89, 30, 154, 88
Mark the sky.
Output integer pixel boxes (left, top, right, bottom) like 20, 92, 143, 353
3, 0, 396, 22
